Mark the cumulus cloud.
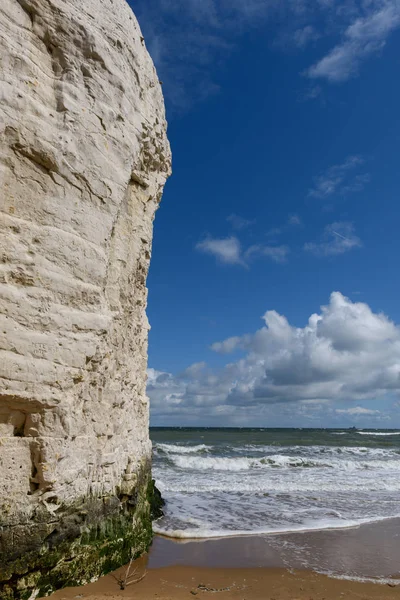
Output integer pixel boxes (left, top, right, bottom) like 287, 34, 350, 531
304, 221, 362, 256
211, 336, 243, 354
148, 293, 400, 425
306, 1, 400, 83
308, 155, 369, 199
196, 236, 289, 266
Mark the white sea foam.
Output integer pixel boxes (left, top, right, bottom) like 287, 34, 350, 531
320, 572, 400, 586
279, 445, 398, 457
154, 514, 400, 540
156, 478, 400, 493
357, 431, 400, 436
156, 443, 211, 454
168, 452, 399, 472
160, 442, 398, 459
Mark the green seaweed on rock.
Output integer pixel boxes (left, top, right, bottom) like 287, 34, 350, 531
0, 469, 164, 600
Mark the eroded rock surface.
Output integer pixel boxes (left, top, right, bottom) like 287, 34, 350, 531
0, 0, 171, 596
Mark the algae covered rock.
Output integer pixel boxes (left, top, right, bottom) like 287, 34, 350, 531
0, 0, 170, 596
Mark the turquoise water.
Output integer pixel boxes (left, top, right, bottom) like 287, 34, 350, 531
150, 427, 400, 539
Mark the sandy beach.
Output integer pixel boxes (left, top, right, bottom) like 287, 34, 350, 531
47, 564, 399, 600
47, 520, 400, 600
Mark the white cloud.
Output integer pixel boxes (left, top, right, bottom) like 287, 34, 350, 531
308, 155, 368, 199
306, 1, 400, 83
196, 236, 244, 265
180, 362, 207, 377
336, 406, 381, 415
245, 244, 290, 263
148, 293, 400, 425
196, 236, 290, 266
211, 335, 244, 354
304, 221, 362, 256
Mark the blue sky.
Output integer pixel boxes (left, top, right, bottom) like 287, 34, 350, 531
131, 0, 400, 427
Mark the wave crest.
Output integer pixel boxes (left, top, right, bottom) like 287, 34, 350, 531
168, 453, 399, 472
357, 431, 400, 436
155, 443, 211, 454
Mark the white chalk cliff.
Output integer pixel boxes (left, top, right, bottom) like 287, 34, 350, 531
0, 0, 170, 596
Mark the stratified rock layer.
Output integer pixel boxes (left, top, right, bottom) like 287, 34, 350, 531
0, 0, 171, 596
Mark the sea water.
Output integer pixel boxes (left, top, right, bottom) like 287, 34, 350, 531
151, 427, 400, 539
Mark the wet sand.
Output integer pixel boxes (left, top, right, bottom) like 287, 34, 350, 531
48, 564, 399, 600
150, 517, 400, 579
47, 519, 400, 600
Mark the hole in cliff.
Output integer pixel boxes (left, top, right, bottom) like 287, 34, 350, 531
28, 481, 39, 495
29, 450, 40, 494
11, 412, 26, 437
13, 424, 25, 437
46, 495, 60, 504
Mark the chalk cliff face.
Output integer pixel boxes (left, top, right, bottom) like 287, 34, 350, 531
0, 0, 170, 596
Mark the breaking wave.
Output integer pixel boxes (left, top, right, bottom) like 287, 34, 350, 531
152, 430, 400, 544
357, 431, 400, 436
155, 443, 211, 454
167, 450, 399, 472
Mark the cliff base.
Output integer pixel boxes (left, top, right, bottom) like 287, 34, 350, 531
0, 468, 163, 599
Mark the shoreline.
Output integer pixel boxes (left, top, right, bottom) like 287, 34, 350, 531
154, 511, 400, 541
46, 518, 400, 599
149, 517, 400, 579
